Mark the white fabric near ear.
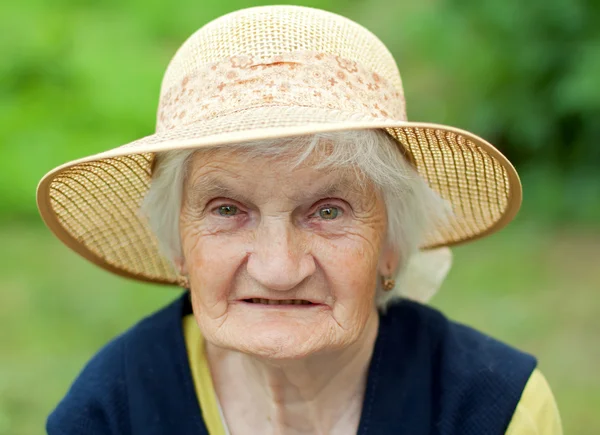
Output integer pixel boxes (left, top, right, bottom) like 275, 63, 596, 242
399, 247, 453, 303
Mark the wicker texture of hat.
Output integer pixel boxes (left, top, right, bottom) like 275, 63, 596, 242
36, 5, 521, 288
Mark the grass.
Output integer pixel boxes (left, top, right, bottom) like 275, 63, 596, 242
0, 220, 598, 434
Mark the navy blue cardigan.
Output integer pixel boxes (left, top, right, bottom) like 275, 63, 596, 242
47, 293, 536, 434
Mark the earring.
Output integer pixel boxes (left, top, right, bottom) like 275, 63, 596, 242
381, 276, 395, 292
178, 275, 190, 289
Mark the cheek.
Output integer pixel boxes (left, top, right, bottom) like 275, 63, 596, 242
313, 233, 381, 311
181, 226, 248, 311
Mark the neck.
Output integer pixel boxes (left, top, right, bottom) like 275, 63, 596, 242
205, 310, 379, 435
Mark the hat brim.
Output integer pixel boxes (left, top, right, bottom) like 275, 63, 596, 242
37, 105, 521, 291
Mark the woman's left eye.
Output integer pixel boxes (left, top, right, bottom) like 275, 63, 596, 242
317, 206, 341, 220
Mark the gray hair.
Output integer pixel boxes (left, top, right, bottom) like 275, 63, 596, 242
141, 129, 450, 308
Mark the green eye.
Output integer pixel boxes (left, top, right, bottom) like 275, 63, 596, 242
217, 205, 238, 216
318, 206, 339, 220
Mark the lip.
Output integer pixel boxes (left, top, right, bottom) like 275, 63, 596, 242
233, 298, 327, 309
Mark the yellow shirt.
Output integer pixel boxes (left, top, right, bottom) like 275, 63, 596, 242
183, 315, 562, 435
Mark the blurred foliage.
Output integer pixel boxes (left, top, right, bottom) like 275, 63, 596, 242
0, 0, 599, 222
1, 2, 600, 433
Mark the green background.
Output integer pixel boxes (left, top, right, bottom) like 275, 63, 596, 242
1, 0, 599, 433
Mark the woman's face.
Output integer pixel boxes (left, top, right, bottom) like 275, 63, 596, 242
179, 147, 394, 360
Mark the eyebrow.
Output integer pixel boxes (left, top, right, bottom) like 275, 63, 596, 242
185, 176, 250, 205
185, 172, 369, 206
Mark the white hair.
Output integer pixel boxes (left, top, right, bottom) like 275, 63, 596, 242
141, 129, 450, 308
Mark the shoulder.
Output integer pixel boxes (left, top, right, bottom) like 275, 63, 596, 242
47, 294, 187, 435
380, 300, 538, 432
384, 299, 537, 374
383, 299, 537, 370
506, 369, 563, 435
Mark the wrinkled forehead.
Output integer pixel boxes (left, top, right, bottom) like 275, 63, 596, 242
184, 144, 378, 203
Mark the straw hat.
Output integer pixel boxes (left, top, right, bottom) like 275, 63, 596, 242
36, 5, 520, 300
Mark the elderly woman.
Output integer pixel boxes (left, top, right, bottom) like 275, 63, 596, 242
38, 5, 561, 435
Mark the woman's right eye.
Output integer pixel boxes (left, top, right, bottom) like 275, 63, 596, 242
216, 205, 238, 216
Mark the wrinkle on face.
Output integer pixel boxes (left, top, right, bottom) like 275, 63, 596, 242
178, 146, 388, 360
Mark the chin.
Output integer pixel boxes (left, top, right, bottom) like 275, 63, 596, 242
230, 321, 333, 360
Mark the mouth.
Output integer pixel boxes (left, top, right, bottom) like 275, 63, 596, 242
242, 298, 315, 306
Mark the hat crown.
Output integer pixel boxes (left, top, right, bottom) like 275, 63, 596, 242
162, 6, 403, 92
156, 6, 406, 131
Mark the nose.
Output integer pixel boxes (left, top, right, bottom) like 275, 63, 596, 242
246, 219, 316, 291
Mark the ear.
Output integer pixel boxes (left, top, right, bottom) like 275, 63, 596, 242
378, 242, 400, 277
174, 255, 188, 276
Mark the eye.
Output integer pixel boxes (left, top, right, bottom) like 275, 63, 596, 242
318, 206, 340, 220
216, 205, 239, 217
